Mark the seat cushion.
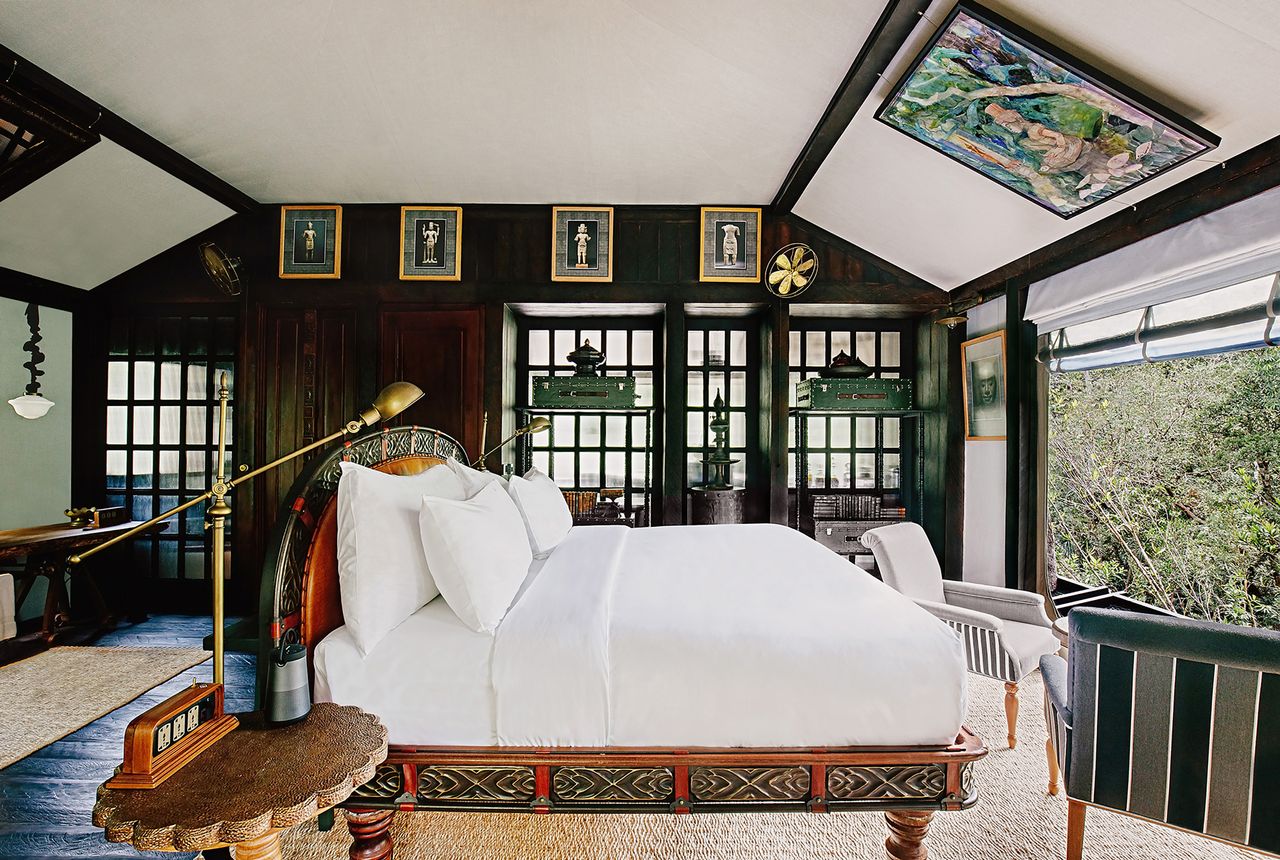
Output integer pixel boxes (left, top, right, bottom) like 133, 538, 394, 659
1000, 620, 1061, 680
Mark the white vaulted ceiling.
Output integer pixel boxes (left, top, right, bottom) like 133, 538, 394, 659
0, 0, 1279, 290
0, 0, 881, 205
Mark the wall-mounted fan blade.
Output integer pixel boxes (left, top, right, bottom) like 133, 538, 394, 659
199, 242, 242, 297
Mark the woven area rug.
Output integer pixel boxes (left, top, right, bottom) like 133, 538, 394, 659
283, 672, 1261, 859
0, 645, 209, 769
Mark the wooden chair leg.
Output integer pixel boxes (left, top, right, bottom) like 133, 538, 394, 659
1047, 737, 1060, 796
1066, 799, 1086, 860
232, 831, 283, 860
884, 810, 933, 860
1004, 681, 1019, 748
345, 808, 395, 860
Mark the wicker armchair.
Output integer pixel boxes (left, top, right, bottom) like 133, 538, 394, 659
1042, 607, 1280, 859
863, 522, 1057, 748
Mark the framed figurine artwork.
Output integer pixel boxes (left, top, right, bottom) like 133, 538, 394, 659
961, 331, 1007, 441
551, 206, 613, 282
279, 206, 342, 278
400, 206, 462, 280
699, 207, 761, 282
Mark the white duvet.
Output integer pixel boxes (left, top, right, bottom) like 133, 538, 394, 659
316, 523, 968, 748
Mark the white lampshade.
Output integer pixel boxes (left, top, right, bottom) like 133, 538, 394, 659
8, 393, 54, 419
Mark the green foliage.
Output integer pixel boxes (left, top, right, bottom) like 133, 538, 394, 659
1048, 349, 1280, 628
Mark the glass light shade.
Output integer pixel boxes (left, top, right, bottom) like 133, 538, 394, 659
8, 393, 54, 419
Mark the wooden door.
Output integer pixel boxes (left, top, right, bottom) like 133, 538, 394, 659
378, 308, 484, 459
242, 307, 358, 603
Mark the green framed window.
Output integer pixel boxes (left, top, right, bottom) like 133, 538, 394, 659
685, 321, 754, 491
517, 318, 658, 509
787, 323, 910, 490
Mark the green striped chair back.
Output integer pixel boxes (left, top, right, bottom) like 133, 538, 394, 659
1065, 608, 1280, 854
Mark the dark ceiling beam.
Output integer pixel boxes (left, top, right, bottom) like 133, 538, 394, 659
0, 43, 259, 215
0, 266, 86, 312
954, 132, 1280, 301
772, 0, 931, 213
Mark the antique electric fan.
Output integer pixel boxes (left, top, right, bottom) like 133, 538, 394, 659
199, 242, 242, 297
766, 244, 817, 298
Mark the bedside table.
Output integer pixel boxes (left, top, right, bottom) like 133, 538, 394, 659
94, 703, 387, 860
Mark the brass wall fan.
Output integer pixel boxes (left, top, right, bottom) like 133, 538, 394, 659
766, 244, 817, 298
199, 242, 242, 297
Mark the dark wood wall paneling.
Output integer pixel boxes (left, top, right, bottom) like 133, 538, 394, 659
86, 204, 951, 613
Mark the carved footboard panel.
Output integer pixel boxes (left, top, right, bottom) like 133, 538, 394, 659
346, 734, 983, 815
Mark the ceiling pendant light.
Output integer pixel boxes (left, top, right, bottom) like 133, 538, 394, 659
9, 303, 54, 420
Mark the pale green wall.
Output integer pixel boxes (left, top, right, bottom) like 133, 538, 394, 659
0, 297, 73, 621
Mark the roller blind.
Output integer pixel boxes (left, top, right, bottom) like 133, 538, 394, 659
1026, 185, 1280, 371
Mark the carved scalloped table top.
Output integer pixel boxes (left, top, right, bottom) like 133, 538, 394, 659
93, 703, 387, 853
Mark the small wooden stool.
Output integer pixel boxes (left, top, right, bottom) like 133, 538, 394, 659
94, 703, 387, 860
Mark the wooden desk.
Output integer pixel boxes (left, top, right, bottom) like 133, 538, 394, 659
0, 520, 164, 647
94, 704, 387, 860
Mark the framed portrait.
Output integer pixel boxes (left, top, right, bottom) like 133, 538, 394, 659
962, 331, 1007, 441
699, 206, 761, 282
400, 206, 462, 281
876, 3, 1218, 218
552, 207, 613, 282
279, 205, 342, 278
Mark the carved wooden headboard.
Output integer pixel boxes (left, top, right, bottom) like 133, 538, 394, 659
258, 426, 467, 689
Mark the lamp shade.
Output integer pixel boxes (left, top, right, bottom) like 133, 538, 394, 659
369, 382, 424, 422
525, 416, 551, 434
8, 393, 54, 419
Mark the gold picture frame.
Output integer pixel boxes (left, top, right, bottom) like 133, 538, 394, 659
961, 330, 1007, 441
551, 206, 613, 282
279, 205, 342, 279
399, 206, 462, 281
699, 206, 762, 282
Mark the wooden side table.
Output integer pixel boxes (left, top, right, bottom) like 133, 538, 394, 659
94, 703, 386, 860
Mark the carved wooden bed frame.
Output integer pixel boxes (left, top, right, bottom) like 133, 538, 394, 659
260, 426, 985, 860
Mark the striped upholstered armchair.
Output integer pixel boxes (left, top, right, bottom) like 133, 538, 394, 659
1042, 607, 1280, 859
863, 522, 1058, 748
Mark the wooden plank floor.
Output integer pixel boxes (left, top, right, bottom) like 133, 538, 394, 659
0, 616, 256, 860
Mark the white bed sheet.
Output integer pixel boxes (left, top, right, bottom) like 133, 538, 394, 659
494, 524, 968, 747
318, 523, 968, 748
314, 595, 499, 745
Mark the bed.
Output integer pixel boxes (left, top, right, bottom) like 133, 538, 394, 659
260, 426, 985, 860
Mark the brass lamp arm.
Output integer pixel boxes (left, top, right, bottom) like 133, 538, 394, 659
471, 427, 530, 469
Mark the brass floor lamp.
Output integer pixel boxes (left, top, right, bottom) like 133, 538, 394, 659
70, 376, 423, 787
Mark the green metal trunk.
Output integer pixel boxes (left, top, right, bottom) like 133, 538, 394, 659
531, 376, 638, 408
795, 378, 913, 410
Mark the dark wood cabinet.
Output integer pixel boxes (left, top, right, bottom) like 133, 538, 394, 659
378, 308, 484, 458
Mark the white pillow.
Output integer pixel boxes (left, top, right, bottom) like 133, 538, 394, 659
446, 457, 508, 499
507, 468, 573, 556
418, 481, 533, 633
336, 461, 467, 655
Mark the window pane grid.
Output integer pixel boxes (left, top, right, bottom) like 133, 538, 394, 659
519, 320, 657, 516
788, 324, 907, 491
686, 324, 750, 490
105, 314, 236, 581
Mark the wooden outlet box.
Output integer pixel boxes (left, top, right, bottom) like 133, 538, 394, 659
106, 682, 238, 790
